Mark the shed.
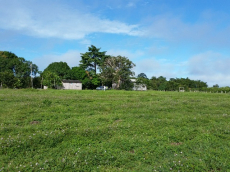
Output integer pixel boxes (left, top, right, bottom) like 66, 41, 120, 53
131, 79, 147, 91
58, 80, 82, 90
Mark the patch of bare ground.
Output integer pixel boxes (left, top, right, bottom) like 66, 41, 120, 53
114, 119, 122, 123
129, 150, 135, 154
30, 121, 40, 125
170, 142, 182, 146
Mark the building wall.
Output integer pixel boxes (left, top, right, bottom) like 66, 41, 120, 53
133, 83, 147, 91
62, 83, 82, 90
131, 79, 147, 91
112, 80, 147, 91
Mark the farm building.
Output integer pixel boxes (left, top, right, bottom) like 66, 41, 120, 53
57, 80, 82, 90
112, 79, 147, 91
131, 79, 147, 91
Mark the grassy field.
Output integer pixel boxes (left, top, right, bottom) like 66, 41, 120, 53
0, 89, 229, 171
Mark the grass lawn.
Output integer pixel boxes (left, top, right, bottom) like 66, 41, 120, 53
0, 89, 229, 171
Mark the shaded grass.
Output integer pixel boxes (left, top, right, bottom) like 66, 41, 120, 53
0, 89, 230, 171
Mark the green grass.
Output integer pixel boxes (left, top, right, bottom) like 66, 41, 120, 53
0, 89, 229, 171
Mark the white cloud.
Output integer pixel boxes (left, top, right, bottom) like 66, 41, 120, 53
134, 58, 178, 79
143, 14, 208, 40
0, 0, 141, 40
142, 14, 230, 47
32, 50, 81, 71
107, 48, 187, 79
117, 48, 230, 87
188, 51, 230, 87
79, 39, 92, 48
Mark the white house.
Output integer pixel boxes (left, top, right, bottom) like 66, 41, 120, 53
58, 80, 82, 90
131, 79, 147, 91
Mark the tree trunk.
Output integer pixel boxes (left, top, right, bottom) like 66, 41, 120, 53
117, 76, 121, 89
41, 77, 43, 89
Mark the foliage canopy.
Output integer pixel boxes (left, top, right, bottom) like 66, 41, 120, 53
79, 45, 109, 74
0, 51, 38, 88
43, 61, 71, 79
100, 55, 135, 89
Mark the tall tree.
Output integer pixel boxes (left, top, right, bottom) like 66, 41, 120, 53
41, 71, 61, 88
69, 66, 100, 89
137, 73, 148, 79
0, 71, 19, 88
136, 73, 149, 89
43, 62, 70, 79
79, 45, 109, 74
0, 51, 38, 88
100, 56, 135, 89
69, 67, 88, 80
149, 76, 158, 90
0, 51, 18, 73
213, 84, 219, 88
167, 78, 179, 91
156, 76, 167, 90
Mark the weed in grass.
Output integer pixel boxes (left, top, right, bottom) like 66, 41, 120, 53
42, 99, 52, 107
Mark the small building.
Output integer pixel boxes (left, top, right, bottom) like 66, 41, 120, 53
44, 86, 48, 90
58, 80, 82, 90
131, 79, 147, 91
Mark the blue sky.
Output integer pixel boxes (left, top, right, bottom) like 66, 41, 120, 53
1, 0, 230, 87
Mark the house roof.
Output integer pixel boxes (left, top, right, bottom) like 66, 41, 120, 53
62, 80, 82, 83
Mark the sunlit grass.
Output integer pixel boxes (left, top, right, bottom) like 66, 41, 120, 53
0, 89, 229, 171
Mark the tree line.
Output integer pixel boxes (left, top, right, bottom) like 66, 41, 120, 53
0, 51, 38, 88
0, 46, 227, 91
39, 45, 135, 90
135, 74, 208, 91
0, 46, 135, 90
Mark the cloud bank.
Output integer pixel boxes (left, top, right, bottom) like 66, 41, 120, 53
188, 51, 230, 87
0, 0, 141, 40
142, 13, 230, 48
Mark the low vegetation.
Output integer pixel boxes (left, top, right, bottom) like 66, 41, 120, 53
0, 89, 229, 171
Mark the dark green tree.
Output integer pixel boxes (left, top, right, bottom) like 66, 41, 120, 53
136, 73, 149, 89
43, 62, 70, 79
167, 78, 179, 91
0, 71, 20, 88
148, 76, 208, 91
0, 51, 18, 73
157, 76, 167, 90
41, 71, 62, 88
0, 51, 38, 88
213, 84, 219, 88
69, 67, 88, 80
79, 45, 109, 74
70, 66, 100, 89
149, 76, 158, 90
33, 76, 42, 89
137, 73, 148, 79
